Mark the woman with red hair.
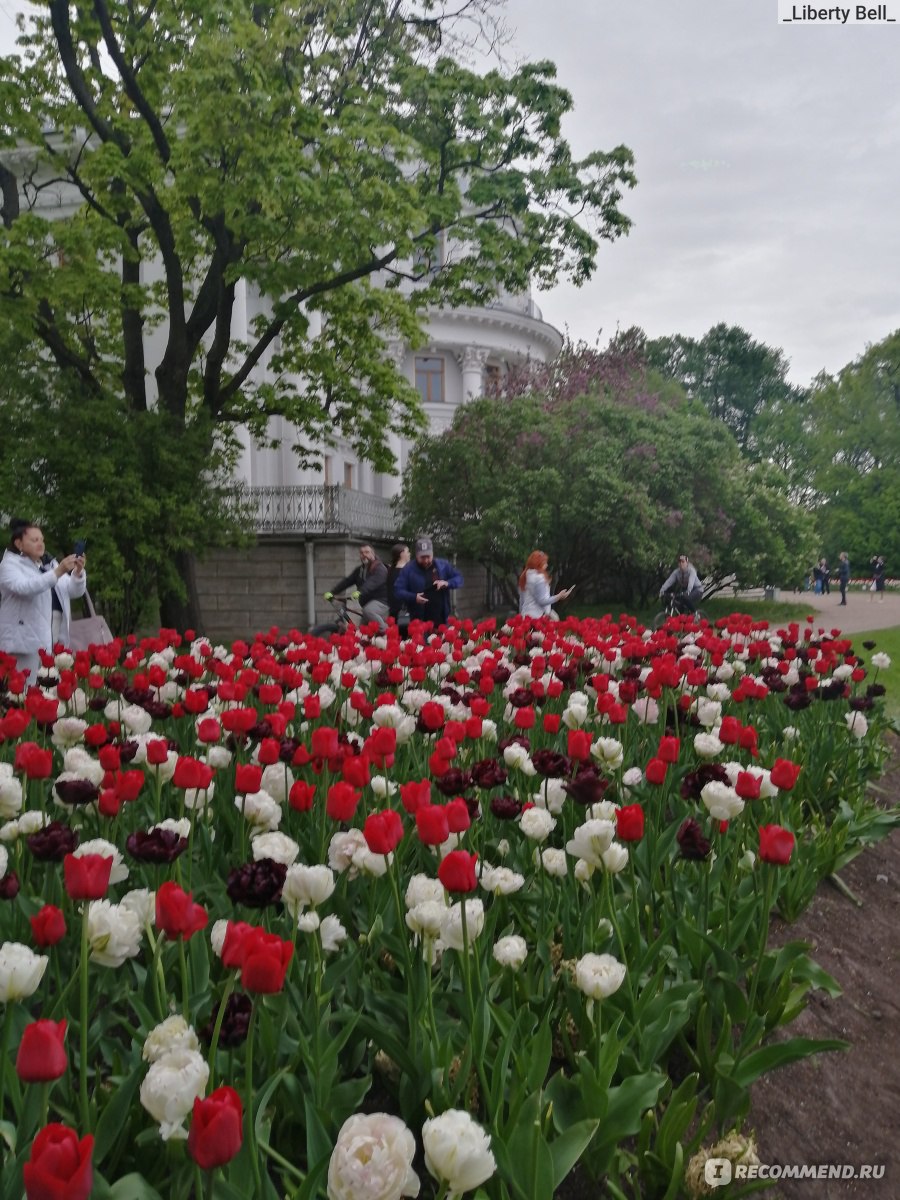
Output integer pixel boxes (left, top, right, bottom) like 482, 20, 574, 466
518, 551, 574, 618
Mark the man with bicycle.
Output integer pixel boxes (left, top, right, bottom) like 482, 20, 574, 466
659, 554, 704, 613
324, 545, 389, 630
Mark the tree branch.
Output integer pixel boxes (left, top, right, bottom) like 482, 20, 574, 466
93, 0, 172, 165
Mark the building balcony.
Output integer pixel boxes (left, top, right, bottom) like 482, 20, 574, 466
229, 485, 399, 539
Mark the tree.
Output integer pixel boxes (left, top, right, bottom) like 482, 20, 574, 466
645, 323, 803, 456
794, 330, 900, 571
398, 340, 816, 605
0, 0, 636, 629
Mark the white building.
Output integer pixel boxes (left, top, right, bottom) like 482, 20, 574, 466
5, 143, 564, 631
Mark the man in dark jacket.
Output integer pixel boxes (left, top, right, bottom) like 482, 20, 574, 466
325, 545, 389, 629
394, 535, 463, 626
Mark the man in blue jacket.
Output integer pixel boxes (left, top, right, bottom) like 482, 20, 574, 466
394, 535, 463, 626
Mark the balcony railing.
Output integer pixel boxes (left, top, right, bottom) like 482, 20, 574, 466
227, 485, 400, 538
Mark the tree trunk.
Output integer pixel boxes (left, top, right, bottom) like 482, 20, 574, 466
159, 549, 204, 633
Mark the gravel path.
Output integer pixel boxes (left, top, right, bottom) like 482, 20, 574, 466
749, 589, 900, 635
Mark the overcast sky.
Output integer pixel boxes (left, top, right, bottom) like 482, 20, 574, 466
3, 0, 898, 385
507, 0, 900, 384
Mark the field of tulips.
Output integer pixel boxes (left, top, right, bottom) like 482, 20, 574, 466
0, 609, 896, 1200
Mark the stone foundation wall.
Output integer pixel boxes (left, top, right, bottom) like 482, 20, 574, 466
194, 538, 492, 640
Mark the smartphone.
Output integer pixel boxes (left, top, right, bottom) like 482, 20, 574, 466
73, 539, 87, 556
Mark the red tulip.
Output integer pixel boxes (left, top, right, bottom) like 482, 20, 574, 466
239, 928, 294, 993
438, 850, 478, 894
445, 798, 471, 834
326, 781, 360, 822
644, 758, 667, 786
657, 735, 681, 763
567, 729, 593, 763
235, 763, 263, 794
420, 701, 445, 731
615, 803, 645, 842
14, 742, 53, 780
155, 881, 209, 941
23, 1124, 93, 1200
735, 771, 762, 801
172, 756, 214, 790
416, 805, 450, 846
16, 1020, 68, 1083
363, 809, 404, 855
310, 726, 340, 759
30, 905, 66, 947
770, 759, 802, 791
188, 1086, 244, 1170
145, 739, 171, 765
63, 853, 112, 901
221, 921, 255, 970
400, 779, 431, 815
288, 780, 316, 812
758, 824, 796, 865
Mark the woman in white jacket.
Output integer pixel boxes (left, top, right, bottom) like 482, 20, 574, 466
518, 550, 574, 618
0, 520, 86, 684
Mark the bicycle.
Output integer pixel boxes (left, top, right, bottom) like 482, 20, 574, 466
652, 590, 706, 631
310, 594, 364, 637
310, 595, 411, 638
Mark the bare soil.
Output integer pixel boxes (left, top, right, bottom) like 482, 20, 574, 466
747, 735, 900, 1198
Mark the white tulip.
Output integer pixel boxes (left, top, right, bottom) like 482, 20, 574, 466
0, 942, 48, 1002
574, 952, 626, 1000
422, 1109, 496, 1198
327, 1112, 420, 1200
139, 1048, 209, 1141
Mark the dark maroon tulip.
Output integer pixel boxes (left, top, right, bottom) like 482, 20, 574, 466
434, 768, 472, 797
677, 818, 712, 861
126, 829, 189, 864
471, 758, 508, 790
53, 780, 100, 807
27, 821, 79, 862
532, 749, 570, 778
489, 795, 522, 820
564, 767, 609, 807
0, 871, 20, 900
226, 859, 286, 908
680, 764, 730, 801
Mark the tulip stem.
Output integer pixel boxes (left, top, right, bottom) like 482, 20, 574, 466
245, 1001, 263, 1198
0, 1004, 11, 1122
207, 973, 236, 1092
79, 900, 91, 1129
178, 938, 190, 1022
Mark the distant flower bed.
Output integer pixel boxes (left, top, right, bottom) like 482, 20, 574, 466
0, 612, 895, 1199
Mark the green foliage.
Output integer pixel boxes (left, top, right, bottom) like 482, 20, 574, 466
759, 329, 900, 570
0, 0, 636, 624
0, 350, 248, 631
645, 323, 803, 455
399, 343, 817, 601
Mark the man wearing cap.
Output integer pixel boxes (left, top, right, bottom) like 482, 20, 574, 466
394, 535, 463, 626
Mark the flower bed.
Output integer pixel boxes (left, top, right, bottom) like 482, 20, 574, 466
0, 612, 895, 1199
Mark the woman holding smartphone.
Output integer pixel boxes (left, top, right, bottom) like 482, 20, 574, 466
0, 519, 86, 685
518, 550, 574, 619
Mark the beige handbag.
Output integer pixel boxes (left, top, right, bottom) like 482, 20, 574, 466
69, 590, 114, 651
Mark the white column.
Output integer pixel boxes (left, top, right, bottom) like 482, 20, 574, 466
381, 338, 407, 500
457, 346, 490, 401
231, 279, 253, 485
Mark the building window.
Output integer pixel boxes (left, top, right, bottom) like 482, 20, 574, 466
415, 356, 445, 403
343, 462, 354, 489
484, 363, 502, 394
323, 456, 333, 486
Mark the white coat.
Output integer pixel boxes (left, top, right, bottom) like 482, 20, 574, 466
0, 550, 87, 655
519, 569, 562, 618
